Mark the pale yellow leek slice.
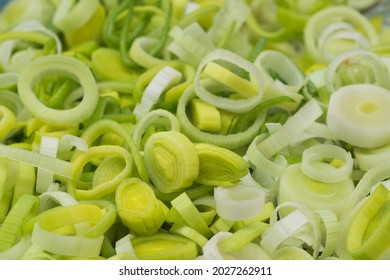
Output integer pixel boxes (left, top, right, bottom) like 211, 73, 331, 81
115, 178, 168, 236
143, 131, 199, 193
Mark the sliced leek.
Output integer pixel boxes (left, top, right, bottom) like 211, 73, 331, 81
327, 84, 390, 149
143, 131, 199, 193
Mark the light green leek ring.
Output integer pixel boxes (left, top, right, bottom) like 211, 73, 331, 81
301, 144, 353, 183
176, 83, 266, 150
194, 49, 265, 113
17, 55, 98, 126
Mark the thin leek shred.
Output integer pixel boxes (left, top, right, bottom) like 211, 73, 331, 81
0, 0, 389, 260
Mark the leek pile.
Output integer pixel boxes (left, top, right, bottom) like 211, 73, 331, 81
0, 0, 389, 260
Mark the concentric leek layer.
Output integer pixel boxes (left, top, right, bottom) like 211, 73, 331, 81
346, 184, 390, 260
131, 232, 198, 260
115, 178, 167, 236
195, 143, 249, 186
143, 131, 199, 193
278, 163, 355, 218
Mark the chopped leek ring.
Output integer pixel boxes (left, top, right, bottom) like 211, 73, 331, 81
68, 145, 133, 200
195, 143, 249, 187
278, 163, 355, 218
327, 84, 390, 149
219, 221, 269, 251
168, 23, 216, 66
214, 183, 265, 221
143, 131, 199, 193
171, 192, 213, 238
0, 194, 39, 252
132, 109, 181, 150
0, 105, 16, 140
301, 144, 353, 183
194, 49, 265, 113
131, 232, 198, 260
53, 0, 99, 32
169, 223, 209, 248
191, 98, 221, 132
254, 50, 304, 111
304, 6, 379, 62
346, 184, 390, 259
31, 223, 104, 257
17, 55, 99, 126
325, 49, 390, 92
133, 66, 182, 121
177, 84, 266, 149
257, 98, 323, 158
115, 178, 167, 236
36, 136, 59, 194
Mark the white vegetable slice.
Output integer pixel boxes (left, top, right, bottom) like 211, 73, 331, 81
327, 84, 390, 149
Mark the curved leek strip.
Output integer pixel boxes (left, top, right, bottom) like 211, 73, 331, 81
128, 37, 167, 69
31, 223, 104, 257
115, 233, 137, 259
170, 192, 213, 238
327, 84, 390, 149
38, 191, 78, 213
0, 235, 31, 260
168, 23, 216, 66
11, 163, 36, 207
0, 144, 73, 179
253, 50, 304, 111
207, 0, 250, 46
304, 6, 379, 62
202, 231, 233, 260
246, 0, 287, 41
132, 109, 180, 150
35, 136, 59, 194
143, 131, 199, 193
79, 119, 148, 183
22, 203, 104, 235
53, 0, 99, 32
278, 163, 355, 218
194, 49, 265, 113
115, 178, 167, 236
169, 224, 209, 248
315, 209, 339, 259
343, 161, 390, 217
354, 143, 390, 171
195, 143, 249, 186
0, 194, 39, 252
345, 184, 390, 259
301, 144, 353, 183
214, 184, 265, 221
219, 221, 269, 251
260, 209, 310, 256
325, 49, 390, 92
0, 0, 55, 29
78, 200, 117, 238
247, 134, 287, 178
272, 246, 314, 260
68, 145, 133, 200
131, 232, 198, 260
257, 99, 323, 158
133, 66, 182, 121
0, 105, 16, 140
0, 74, 19, 90
17, 55, 98, 126
177, 84, 266, 149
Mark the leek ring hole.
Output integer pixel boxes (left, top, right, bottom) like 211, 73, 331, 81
337, 61, 376, 86
33, 76, 80, 109
358, 101, 379, 115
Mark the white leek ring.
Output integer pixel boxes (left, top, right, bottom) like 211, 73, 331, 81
327, 84, 390, 149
